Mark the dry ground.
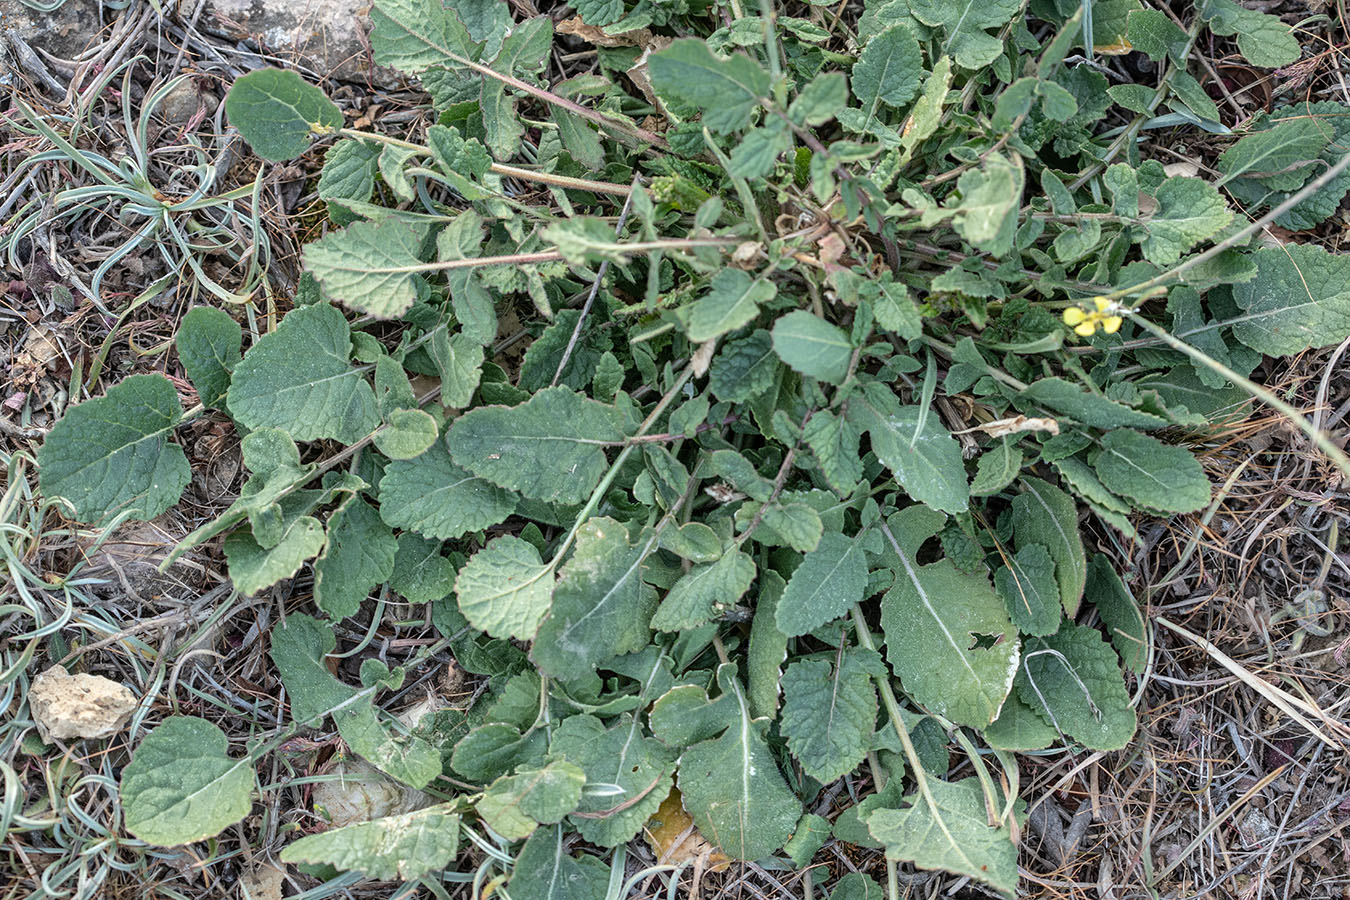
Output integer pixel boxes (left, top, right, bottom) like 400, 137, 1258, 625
1, 2, 1348, 899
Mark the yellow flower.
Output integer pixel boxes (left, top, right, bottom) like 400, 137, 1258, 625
1063, 297, 1123, 337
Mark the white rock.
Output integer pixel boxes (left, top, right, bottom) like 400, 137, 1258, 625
312, 760, 430, 827
29, 665, 137, 741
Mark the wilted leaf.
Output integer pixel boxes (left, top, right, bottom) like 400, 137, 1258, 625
280, 806, 460, 880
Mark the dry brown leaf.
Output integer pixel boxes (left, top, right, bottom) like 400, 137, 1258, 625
690, 338, 717, 379
959, 415, 1061, 438
557, 17, 653, 48
1162, 161, 1200, 179
13, 324, 62, 385
731, 241, 763, 268
313, 760, 431, 827
643, 789, 731, 872
239, 862, 287, 900
626, 36, 674, 107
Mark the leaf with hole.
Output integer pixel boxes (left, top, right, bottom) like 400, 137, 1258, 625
878, 507, 1019, 729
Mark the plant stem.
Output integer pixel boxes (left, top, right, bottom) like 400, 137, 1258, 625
337, 128, 634, 195
416, 51, 668, 151
848, 604, 937, 812
548, 365, 695, 566
352, 237, 736, 277
1126, 313, 1350, 480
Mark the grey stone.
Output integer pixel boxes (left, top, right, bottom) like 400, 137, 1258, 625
200, 0, 401, 86
1, 0, 115, 62
156, 75, 220, 124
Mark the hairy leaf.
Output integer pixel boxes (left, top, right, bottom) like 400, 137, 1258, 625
314, 496, 397, 620
772, 311, 853, 384
867, 778, 1018, 897
994, 543, 1061, 637
851, 24, 923, 123
653, 666, 800, 860
651, 549, 756, 631
228, 304, 379, 444
1092, 430, 1210, 514
648, 39, 769, 134
849, 383, 969, 514
38, 375, 190, 524
120, 717, 252, 846
1011, 477, 1086, 617
302, 220, 427, 319
177, 307, 241, 409
780, 651, 879, 783
225, 68, 341, 161
456, 536, 555, 641
447, 387, 627, 505
379, 443, 517, 541
1201, 0, 1299, 68
879, 508, 1019, 728
549, 714, 677, 846
1017, 622, 1137, 750
776, 530, 875, 637
510, 826, 611, 900
223, 514, 326, 596
369, 0, 480, 74
1139, 177, 1232, 266
1086, 554, 1147, 673
688, 269, 777, 342
1229, 244, 1350, 355
281, 807, 460, 880
533, 519, 660, 681
271, 614, 441, 787
478, 759, 586, 840
1020, 377, 1166, 430
908, 0, 1022, 69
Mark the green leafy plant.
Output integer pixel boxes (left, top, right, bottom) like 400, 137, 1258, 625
32, 0, 1350, 895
